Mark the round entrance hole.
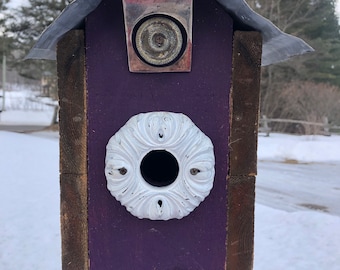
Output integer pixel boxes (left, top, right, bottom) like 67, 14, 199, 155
140, 150, 179, 187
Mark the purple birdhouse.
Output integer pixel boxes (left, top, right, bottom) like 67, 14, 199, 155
28, 0, 312, 269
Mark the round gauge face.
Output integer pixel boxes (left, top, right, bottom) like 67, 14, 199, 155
133, 15, 187, 67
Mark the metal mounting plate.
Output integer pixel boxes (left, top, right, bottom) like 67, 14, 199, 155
122, 0, 193, 73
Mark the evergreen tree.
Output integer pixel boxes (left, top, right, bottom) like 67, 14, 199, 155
9, 0, 68, 83
249, 0, 340, 39
0, 0, 10, 61
247, 0, 340, 118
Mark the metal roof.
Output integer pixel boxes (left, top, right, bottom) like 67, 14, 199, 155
26, 0, 313, 66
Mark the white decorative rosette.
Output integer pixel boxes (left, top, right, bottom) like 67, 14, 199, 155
105, 112, 215, 220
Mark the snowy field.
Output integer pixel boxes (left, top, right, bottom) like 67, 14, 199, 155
0, 131, 60, 270
255, 134, 340, 270
0, 88, 340, 269
0, 87, 56, 126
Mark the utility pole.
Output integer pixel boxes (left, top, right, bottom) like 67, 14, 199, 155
1, 54, 5, 111
1, 0, 7, 112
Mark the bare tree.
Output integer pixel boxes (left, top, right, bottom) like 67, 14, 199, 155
274, 81, 340, 134
245, 0, 340, 131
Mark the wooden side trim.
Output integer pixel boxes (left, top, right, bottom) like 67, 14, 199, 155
57, 30, 88, 270
227, 31, 262, 270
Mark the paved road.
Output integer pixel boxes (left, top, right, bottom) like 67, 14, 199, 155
0, 125, 48, 133
256, 161, 340, 217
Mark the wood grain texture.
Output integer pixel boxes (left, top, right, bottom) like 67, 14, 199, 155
229, 31, 262, 177
57, 30, 88, 270
227, 31, 262, 270
227, 176, 256, 270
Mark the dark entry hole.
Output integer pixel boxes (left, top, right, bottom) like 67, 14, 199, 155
140, 150, 179, 187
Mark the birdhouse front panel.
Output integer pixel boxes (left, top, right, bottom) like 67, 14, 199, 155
85, 0, 233, 268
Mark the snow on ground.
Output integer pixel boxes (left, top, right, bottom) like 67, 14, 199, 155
0, 131, 60, 270
254, 204, 340, 270
0, 110, 55, 126
0, 87, 56, 126
1, 93, 340, 270
255, 133, 340, 270
258, 133, 340, 163
256, 161, 340, 216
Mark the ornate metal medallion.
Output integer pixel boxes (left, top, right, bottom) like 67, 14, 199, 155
105, 112, 215, 220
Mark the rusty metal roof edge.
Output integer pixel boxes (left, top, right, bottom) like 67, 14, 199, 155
26, 0, 314, 65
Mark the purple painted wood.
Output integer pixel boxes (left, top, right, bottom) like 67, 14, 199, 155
86, 0, 233, 268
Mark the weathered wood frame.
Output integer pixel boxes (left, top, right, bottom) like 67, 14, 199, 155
227, 31, 261, 270
57, 30, 261, 270
58, 31, 88, 270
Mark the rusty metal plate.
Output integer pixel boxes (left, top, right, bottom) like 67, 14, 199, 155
122, 0, 193, 73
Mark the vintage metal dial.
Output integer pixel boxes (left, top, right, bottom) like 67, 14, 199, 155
133, 15, 187, 67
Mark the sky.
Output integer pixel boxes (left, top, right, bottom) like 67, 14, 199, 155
7, 0, 28, 8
